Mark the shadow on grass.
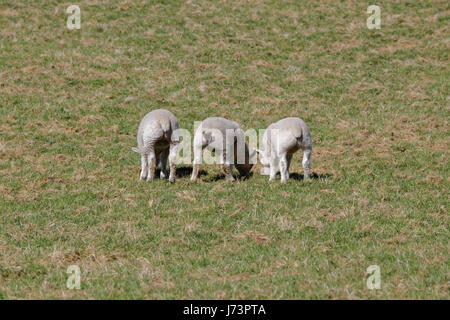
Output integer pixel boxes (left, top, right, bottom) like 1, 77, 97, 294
154, 166, 207, 178
204, 171, 254, 182
289, 172, 333, 180
177, 166, 207, 178
156, 166, 330, 182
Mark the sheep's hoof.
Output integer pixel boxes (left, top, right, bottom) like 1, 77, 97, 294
146, 177, 153, 182
281, 179, 288, 184
169, 177, 175, 183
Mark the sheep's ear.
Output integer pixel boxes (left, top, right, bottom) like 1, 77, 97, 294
255, 149, 263, 155
132, 147, 140, 153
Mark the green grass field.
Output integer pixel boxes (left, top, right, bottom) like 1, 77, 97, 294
0, 0, 448, 299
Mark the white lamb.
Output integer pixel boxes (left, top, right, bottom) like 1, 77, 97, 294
256, 117, 312, 183
132, 109, 180, 183
191, 117, 255, 181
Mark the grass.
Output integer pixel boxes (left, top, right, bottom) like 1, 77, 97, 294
0, 0, 448, 299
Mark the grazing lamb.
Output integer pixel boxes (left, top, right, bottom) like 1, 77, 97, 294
132, 109, 180, 183
191, 117, 255, 181
256, 117, 312, 183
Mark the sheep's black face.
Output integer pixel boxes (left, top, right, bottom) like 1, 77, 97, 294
233, 144, 256, 178
236, 163, 253, 178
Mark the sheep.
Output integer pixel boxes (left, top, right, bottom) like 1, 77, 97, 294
190, 117, 256, 181
255, 117, 312, 183
132, 109, 180, 183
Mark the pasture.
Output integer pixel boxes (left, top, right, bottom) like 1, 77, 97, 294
0, 0, 448, 299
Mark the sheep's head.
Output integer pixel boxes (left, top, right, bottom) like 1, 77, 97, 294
255, 149, 270, 175
235, 148, 256, 178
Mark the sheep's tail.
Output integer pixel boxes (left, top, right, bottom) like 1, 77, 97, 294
293, 129, 303, 147
294, 124, 312, 149
202, 128, 215, 145
150, 120, 171, 141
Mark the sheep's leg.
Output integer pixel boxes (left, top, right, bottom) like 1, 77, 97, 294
140, 154, 148, 181
146, 150, 156, 182
191, 145, 202, 181
220, 149, 235, 181
168, 143, 178, 183
221, 163, 235, 181
191, 163, 200, 181
286, 154, 293, 180
155, 151, 161, 170
160, 149, 169, 179
280, 153, 288, 183
269, 155, 278, 181
302, 148, 312, 180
